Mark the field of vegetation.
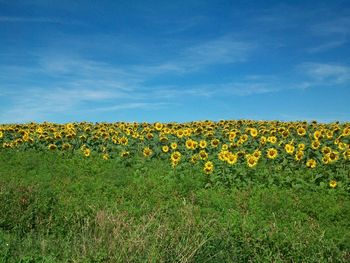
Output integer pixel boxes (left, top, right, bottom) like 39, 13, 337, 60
0, 120, 350, 262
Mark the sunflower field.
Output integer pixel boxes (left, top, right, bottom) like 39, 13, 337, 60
1, 120, 350, 262
1, 120, 349, 190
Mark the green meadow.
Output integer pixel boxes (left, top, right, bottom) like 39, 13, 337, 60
1, 150, 349, 262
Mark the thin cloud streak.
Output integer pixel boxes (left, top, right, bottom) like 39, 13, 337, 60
310, 17, 350, 36
299, 62, 350, 85
0, 15, 86, 26
307, 40, 346, 53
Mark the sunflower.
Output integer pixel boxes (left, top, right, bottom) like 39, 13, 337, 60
162, 145, 169, 153
285, 143, 295, 154
199, 140, 207, 149
295, 150, 304, 161
246, 155, 258, 168
227, 153, 238, 165
203, 161, 214, 174
170, 151, 181, 163
267, 136, 277, 144
313, 130, 322, 140
343, 149, 350, 160
154, 122, 163, 131
338, 142, 346, 151
329, 180, 337, 188
282, 130, 289, 138
322, 155, 330, 164
170, 142, 177, 150
322, 146, 331, 155
306, 159, 316, 168
143, 147, 152, 157
199, 150, 208, 160
267, 148, 278, 159
211, 139, 220, 148
48, 144, 57, 150
240, 134, 248, 142
54, 132, 62, 140
297, 127, 306, 136
252, 150, 261, 159
183, 129, 191, 137
221, 144, 229, 151
120, 151, 130, 157
185, 139, 195, 150
326, 130, 334, 139
218, 151, 227, 161
102, 153, 109, 160
119, 136, 128, 145
66, 132, 76, 139
36, 127, 43, 134
84, 148, 91, 157
62, 143, 71, 150
311, 140, 320, 150
250, 128, 258, 137
190, 154, 199, 164
228, 131, 237, 142
66, 123, 74, 130
176, 129, 184, 138
159, 136, 168, 143
298, 143, 305, 151
342, 127, 350, 136
327, 151, 339, 163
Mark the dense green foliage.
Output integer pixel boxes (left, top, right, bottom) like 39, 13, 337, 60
1, 150, 350, 262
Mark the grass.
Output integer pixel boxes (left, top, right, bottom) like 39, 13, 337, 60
0, 150, 350, 262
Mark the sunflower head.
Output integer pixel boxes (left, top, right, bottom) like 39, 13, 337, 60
246, 155, 258, 168
48, 144, 57, 150
84, 148, 91, 157
329, 180, 337, 188
143, 147, 152, 157
306, 159, 316, 168
267, 148, 278, 159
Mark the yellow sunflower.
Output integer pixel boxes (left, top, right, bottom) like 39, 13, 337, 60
48, 144, 57, 150
329, 180, 337, 188
199, 140, 207, 149
267, 148, 278, 159
285, 143, 295, 154
295, 150, 304, 161
170, 151, 181, 163
170, 142, 177, 150
246, 155, 258, 168
143, 147, 152, 157
227, 153, 238, 165
203, 161, 214, 174
297, 127, 306, 136
199, 150, 208, 160
84, 148, 91, 157
306, 159, 316, 168
211, 139, 220, 148
162, 145, 169, 153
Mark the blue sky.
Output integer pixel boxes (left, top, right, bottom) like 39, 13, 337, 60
0, 0, 349, 123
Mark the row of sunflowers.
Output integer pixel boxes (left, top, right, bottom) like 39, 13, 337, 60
1, 120, 349, 188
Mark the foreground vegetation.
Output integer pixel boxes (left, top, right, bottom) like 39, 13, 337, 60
1, 150, 350, 262
1, 120, 349, 261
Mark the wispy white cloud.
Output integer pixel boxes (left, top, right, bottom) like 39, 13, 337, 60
298, 62, 350, 85
183, 37, 253, 66
85, 102, 171, 113
307, 40, 346, 53
0, 15, 85, 26
131, 37, 255, 75
310, 17, 350, 36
